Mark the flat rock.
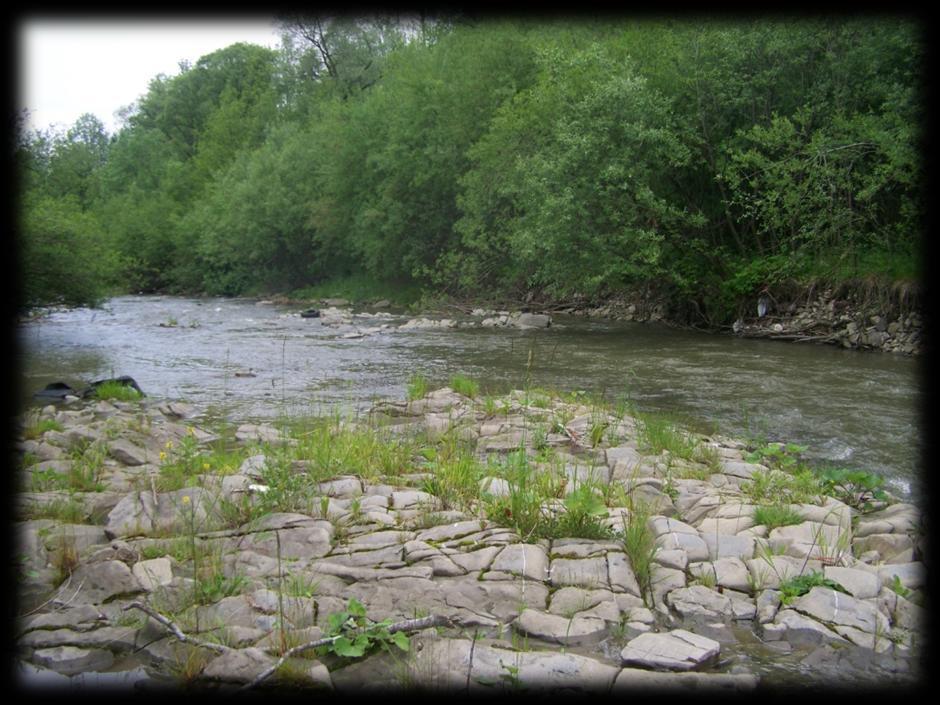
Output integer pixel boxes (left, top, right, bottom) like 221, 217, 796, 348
31, 645, 114, 677
54, 560, 142, 605
791, 586, 889, 634
613, 667, 758, 691
512, 608, 608, 645
620, 629, 720, 671
132, 557, 174, 591
549, 556, 609, 589
202, 647, 276, 683
823, 566, 881, 599
489, 543, 549, 581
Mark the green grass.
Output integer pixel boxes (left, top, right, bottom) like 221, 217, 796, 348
407, 374, 430, 401
449, 374, 480, 399
23, 418, 64, 440
753, 504, 804, 531
619, 502, 657, 607
93, 380, 144, 401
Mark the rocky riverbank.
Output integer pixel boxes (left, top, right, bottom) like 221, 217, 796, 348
276, 278, 924, 355
15, 386, 925, 692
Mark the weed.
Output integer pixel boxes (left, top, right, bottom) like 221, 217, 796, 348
315, 598, 410, 660
23, 418, 64, 440
50, 534, 80, 586
93, 380, 144, 402
450, 374, 480, 399
407, 374, 430, 401
753, 504, 804, 531
619, 503, 657, 607
778, 571, 848, 605
815, 467, 889, 511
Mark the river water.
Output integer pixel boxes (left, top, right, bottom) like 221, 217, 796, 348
17, 295, 922, 498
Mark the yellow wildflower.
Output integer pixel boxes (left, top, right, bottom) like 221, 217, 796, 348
159, 451, 166, 461
182, 495, 191, 504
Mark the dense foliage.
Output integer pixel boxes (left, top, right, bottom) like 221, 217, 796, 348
16, 17, 923, 319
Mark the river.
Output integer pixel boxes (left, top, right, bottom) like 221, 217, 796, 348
16, 295, 922, 499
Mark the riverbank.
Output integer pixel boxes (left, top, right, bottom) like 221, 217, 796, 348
271, 276, 924, 356
15, 384, 925, 691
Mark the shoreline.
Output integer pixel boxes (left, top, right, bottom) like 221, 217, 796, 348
15, 385, 925, 691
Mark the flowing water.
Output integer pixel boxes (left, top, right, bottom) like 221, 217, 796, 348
17, 295, 922, 498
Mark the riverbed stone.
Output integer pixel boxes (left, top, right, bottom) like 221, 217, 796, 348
702, 532, 755, 561
823, 566, 881, 599
613, 668, 758, 692
876, 561, 925, 590
620, 629, 720, 671
855, 503, 920, 537
852, 533, 914, 564
202, 647, 276, 683
132, 557, 174, 591
512, 608, 608, 645
791, 586, 889, 634
689, 557, 752, 593
488, 543, 549, 581
655, 530, 709, 563
54, 559, 142, 605
108, 439, 153, 466
607, 551, 642, 597
769, 609, 850, 647
31, 645, 114, 676
548, 556, 609, 589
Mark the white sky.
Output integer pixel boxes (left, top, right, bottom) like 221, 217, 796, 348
19, 18, 284, 135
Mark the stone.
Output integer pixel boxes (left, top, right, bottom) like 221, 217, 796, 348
756, 589, 782, 624
607, 551, 642, 597
512, 608, 608, 645
54, 560, 142, 604
31, 645, 114, 677
689, 557, 751, 593
823, 566, 880, 599
479, 476, 511, 497
549, 556, 609, 589
511, 312, 552, 329
877, 561, 925, 591
547, 587, 616, 616
791, 586, 889, 634
649, 565, 686, 608
655, 530, 709, 563
108, 439, 153, 466
620, 629, 720, 671
132, 557, 174, 591
387, 636, 619, 692
613, 668, 758, 691
768, 521, 848, 561
746, 555, 822, 591
202, 647, 276, 683
853, 533, 914, 563
489, 543, 549, 581
702, 533, 755, 561
770, 609, 850, 647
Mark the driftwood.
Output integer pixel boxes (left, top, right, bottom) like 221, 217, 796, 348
125, 601, 452, 691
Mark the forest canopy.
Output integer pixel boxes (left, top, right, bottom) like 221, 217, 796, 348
15, 16, 924, 324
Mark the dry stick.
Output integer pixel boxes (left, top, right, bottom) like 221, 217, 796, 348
241, 614, 453, 691
124, 601, 229, 654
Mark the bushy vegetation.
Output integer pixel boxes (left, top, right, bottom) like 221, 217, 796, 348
17, 16, 923, 318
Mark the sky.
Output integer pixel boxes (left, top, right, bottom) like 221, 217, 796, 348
18, 18, 284, 135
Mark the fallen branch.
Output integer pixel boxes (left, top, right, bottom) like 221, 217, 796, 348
124, 601, 229, 654
243, 613, 453, 691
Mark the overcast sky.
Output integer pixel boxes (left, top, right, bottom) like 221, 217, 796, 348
19, 18, 284, 135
